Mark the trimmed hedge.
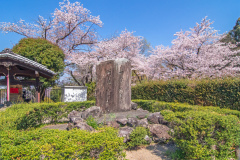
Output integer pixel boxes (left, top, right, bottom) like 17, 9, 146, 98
0, 127, 125, 159
132, 100, 240, 118
132, 78, 240, 110
133, 100, 240, 159
0, 101, 95, 131
162, 110, 240, 159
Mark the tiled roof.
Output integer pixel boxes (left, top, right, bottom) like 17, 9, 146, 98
0, 48, 56, 76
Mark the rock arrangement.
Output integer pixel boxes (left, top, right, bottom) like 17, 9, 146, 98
67, 102, 172, 144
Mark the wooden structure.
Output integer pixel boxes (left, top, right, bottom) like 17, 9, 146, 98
0, 48, 56, 103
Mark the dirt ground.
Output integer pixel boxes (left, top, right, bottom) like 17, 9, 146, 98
125, 143, 176, 160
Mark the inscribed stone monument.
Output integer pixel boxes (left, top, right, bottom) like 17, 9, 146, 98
96, 58, 131, 113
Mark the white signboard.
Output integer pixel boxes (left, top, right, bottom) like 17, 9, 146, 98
62, 86, 87, 102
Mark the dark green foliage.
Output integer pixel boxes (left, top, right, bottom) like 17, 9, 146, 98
222, 17, 240, 44
12, 38, 65, 74
127, 127, 151, 148
0, 127, 125, 159
86, 82, 96, 101
86, 115, 98, 129
12, 38, 65, 97
132, 78, 240, 110
0, 101, 95, 131
50, 88, 62, 102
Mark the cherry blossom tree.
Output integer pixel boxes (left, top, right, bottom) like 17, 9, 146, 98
1, 1, 148, 85
67, 29, 147, 85
147, 17, 240, 80
0, 0, 102, 58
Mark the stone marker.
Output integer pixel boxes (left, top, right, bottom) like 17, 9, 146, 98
96, 58, 131, 113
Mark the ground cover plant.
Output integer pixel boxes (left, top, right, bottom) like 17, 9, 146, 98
133, 99, 240, 159
0, 101, 95, 131
0, 127, 125, 159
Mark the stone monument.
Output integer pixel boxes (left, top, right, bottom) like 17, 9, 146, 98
96, 58, 131, 113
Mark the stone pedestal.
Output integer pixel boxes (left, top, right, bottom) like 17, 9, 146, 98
96, 58, 131, 113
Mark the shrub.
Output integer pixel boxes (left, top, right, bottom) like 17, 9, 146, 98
86, 115, 98, 129
132, 78, 240, 110
161, 110, 240, 159
0, 101, 95, 131
127, 127, 151, 148
132, 100, 240, 119
0, 127, 125, 159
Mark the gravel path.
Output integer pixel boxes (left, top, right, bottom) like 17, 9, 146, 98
125, 143, 176, 160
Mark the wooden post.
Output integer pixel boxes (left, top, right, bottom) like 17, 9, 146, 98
6, 67, 10, 102
36, 76, 40, 103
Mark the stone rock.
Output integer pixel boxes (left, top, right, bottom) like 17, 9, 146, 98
137, 114, 147, 119
148, 124, 171, 143
68, 110, 83, 123
118, 127, 134, 143
144, 135, 152, 143
131, 101, 138, 110
96, 58, 131, 113
81, 106, 102, 119
68, 110, 82, 119
71, 117, 84, 125
147, 112, 163, 124
136, 118, 149, 128
57, 117, 69, 123
137, 108, 144, 111
106, 121, 120, 129
127, 117, 138, 127
116, 118, 128, 126
67, 123, 74, 131
75, 122, 94, 131
159, 118, 169, 125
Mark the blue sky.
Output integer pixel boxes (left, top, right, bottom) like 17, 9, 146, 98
0, 0, 239, 51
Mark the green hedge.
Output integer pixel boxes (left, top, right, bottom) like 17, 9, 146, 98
0, 101, 95, 131
133, 100, 240, 159
0, 127, 125, 159
132, 78, 240, 110
162, 110, 240, 159
132, 100, 240, 118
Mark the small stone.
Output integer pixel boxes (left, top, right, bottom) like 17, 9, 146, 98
136, 118, 149, 128
68, 110, 82, 119
116, 118, 128, 126
67, 123, 74, 131
118, 127, 134, 143
148, 124, 171, 143
137, 114, 147, 119
74, 122, 94, 131
106, 121, 120, 129
127, 117, 138, 127
70, 117, 84, 124
81, 106, 102, 119
144, 135, 152, 143
147, 112, 163, 124
131, 102, 138, 110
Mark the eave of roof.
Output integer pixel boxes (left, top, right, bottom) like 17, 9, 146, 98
0, 48, 56, 76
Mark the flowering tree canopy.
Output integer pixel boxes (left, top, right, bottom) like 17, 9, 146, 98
0, 0, 102, 58
147, 17, 240, 80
